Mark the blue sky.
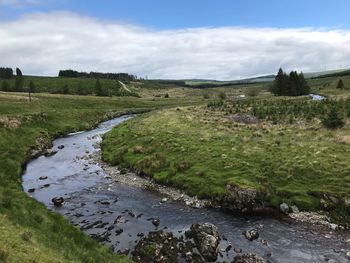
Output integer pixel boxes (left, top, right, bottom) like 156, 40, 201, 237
1, 0, 350, 29
1, 0, 350, 79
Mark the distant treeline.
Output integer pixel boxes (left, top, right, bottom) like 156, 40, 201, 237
150, 79, 259, 89
58, 70, 137, 82
311, 69, 350, 79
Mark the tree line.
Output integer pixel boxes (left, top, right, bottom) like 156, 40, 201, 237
0, 67, 14, 79
58, 70, 137, 82
270, 68, 310, 96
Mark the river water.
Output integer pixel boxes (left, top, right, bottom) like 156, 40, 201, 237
22, 115, 349, 262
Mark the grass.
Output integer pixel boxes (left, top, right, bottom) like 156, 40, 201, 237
102, 103, 350, 226
0, 91, 204, 262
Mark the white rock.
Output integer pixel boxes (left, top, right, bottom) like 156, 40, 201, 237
291, 205, 299, 213
346, 251, 350, 260
328, 223, 338, 230
280, 203, 289, 214
161, 198, 168, 203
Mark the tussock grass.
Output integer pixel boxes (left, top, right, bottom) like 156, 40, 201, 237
102, 105, 350, 225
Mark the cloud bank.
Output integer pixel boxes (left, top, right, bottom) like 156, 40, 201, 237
1, 12, 350, 80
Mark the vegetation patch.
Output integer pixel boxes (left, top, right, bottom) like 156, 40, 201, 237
102, 103, 350, 226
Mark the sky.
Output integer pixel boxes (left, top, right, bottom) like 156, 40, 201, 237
1, 0, 350, 80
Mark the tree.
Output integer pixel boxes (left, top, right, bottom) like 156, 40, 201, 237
62, 84, 69, 94
322, 105, 345, 129
1, 80, 9, 91
16, 68, 23, 77
336, 79, 344, 90
94, 79, 103, 96
76, 82, 83, 95
298, 72, 310, 95
14, 76, 24, 92
28, 80, 35, 102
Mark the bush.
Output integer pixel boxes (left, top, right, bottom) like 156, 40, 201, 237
203, 92, 210, 99
246, 87, 260, 97
322, 106, 345, 129
218, 91, 227, 100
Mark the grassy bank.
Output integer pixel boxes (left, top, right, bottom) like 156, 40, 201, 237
0, 92, 203, 262
102, 101, 350, 226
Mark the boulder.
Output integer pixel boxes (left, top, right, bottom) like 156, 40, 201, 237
132, 231, 179, 263
28, 188, 35, 193
39, 176, 48, 180
58, 145, 65, 149
243, 229, 259, 241
291, 205, 299, 213
222, 184, 258, 212
230, 114, 259, 124
51, 197, 64, 207
44, 149, 57, 157
188, 223, 220, 262
152, 218, 160, 227
233, 253, 266, 263
280, 203, 289, 214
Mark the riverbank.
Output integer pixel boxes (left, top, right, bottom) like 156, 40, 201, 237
22, 114, 350, 262
101, 105, 350, 228
0, 92, 201, 262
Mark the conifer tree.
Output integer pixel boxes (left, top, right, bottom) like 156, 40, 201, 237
336, 79, 344, 89
322, 105, 345, 129
95, 79, 103, 96
29, 80, 35, 102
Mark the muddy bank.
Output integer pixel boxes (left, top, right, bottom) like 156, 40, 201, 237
22, 115, 350, 262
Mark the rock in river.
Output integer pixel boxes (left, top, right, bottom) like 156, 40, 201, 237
280, 203, 289, 214
152, 218, 160, 227
233, 253, 266, 263
52, 197, 64, 207
132, 230, 179, 263
187, 223, 220, 262
243, 229, 259, 241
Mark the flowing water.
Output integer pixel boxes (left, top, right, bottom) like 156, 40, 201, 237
22, 115, 349, 262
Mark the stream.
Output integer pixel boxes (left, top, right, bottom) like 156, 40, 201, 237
22, 115, 349, 262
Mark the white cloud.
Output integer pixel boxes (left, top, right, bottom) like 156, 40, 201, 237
1, 12, 350, 80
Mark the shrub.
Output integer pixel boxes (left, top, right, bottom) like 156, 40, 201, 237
322, 106, 345, 129
246, 87, 260, 97
203, 92, 210, 99
218, 91, 227, 100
